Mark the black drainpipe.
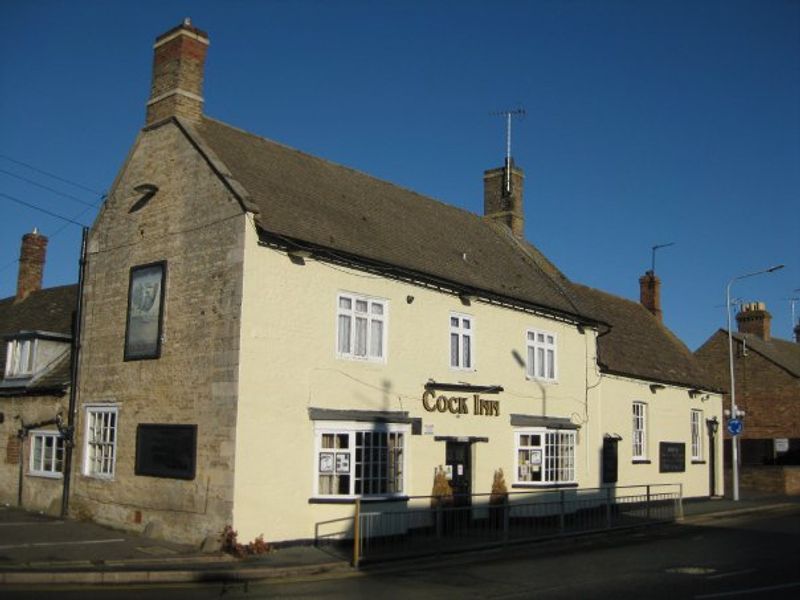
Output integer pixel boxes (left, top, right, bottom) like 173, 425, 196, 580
60, 227, 88, 518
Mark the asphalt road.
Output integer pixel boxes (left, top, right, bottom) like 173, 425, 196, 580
3, 506, 799, 599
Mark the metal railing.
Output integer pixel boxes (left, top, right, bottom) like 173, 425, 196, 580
332, 484, 683, 566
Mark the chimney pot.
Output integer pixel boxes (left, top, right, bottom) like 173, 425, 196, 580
639, 270, 662, 321
146, 19, 210, 126
483, 159, 525, 238
736, 301, 772, 341
16, 229, 48, 302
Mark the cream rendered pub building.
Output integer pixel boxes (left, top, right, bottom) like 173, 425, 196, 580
68, 21, 722, 546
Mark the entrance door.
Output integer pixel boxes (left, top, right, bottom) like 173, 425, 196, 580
445, 440, 472, 507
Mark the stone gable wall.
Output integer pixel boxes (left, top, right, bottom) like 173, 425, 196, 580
69, 121, 246, 546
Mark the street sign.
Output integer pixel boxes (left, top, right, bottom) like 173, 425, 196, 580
727, 418, 743, 436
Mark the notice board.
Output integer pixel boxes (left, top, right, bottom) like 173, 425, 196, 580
135, 424, 197, 480
659, 442, 686, 473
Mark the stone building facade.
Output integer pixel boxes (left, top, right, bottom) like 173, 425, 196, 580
66, 20, 722, 547
0, 231, 76, 514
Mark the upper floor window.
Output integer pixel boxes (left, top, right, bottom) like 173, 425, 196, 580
526, 329, 557, 381
336, 293, 386, 361
29, 431, 64, 478
5, 338, 36, 378
450, 313, 473, 370
632, 401, 648, 460
84, 405, 119, 479
691, 409, 703, 461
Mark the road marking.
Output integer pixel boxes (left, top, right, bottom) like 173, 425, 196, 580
695, 581, 800, 598
0, 521, 64, 527
0, 538, 125, 550
706, 568, 756, 580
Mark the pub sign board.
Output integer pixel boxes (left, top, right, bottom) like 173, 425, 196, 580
135, 424, 197, 480
659, 442, 686, 473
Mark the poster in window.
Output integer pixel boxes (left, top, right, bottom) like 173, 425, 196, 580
335, 452, 350, 474
319, 452, 334, 473
124, 262, 166, 360
529, 449, 542, 465
135, 424, 196, 480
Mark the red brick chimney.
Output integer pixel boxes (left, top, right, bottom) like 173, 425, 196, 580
484, 159, 525, 238
16, 228, 48, 302
639, 270, 662, 321
736, 302, 772, 341
146, 18, 209, 126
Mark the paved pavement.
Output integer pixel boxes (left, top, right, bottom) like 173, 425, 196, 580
0, 489, 797, 586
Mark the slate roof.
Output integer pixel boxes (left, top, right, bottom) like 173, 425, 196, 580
571, 283, 715, 390
0, 284, 77, 393
178, 116, 714, 391
193, 117, 584, 319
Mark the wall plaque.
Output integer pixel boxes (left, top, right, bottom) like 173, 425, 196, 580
135, 424, 197, 480
659, 442, 686, 473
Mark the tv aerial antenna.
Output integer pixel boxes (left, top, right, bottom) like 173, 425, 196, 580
491, 107, 526, 193
650, 242, 675, 274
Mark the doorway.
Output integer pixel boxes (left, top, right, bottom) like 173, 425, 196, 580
445, 440, 472, 506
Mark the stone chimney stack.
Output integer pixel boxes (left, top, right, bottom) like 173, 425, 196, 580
736, 302, 772, 341
639, 270, 662, 321
16, 228, 48, 302
146, 18, 209, 126
484, 159, 525, 238
794, 320, 800, 344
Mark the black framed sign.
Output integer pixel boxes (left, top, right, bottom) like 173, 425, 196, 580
135, 424, 197, 480
124, 261, 166, 360
659, 442, 686, 473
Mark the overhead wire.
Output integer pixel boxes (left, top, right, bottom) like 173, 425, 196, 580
0, 168, 101, 208
0, 153, 104, 195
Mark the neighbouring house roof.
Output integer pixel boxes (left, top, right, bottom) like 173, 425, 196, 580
192, 117, 585, 320
572, 283, 716, 390
172, 116, 713, 391
726, 330, 800, 379
0, 284, 77, 394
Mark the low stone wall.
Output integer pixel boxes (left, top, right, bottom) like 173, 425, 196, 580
733, 466, 800, 495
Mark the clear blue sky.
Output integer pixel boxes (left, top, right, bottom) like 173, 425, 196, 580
1, 0, 797, 350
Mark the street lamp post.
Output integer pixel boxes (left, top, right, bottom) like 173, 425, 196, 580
726, 265, 784, 501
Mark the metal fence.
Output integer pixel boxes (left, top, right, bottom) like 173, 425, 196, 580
315, 484, 683, 566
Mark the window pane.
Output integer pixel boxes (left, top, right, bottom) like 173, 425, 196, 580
547, 349, 555, 379
463, 335, 471, 368
537, 348, 545, 377
355, 300, 368, 313
338, 315, 351, 354
339, 297, 351, 309
354, 317, 367, 356
451, 317, 459, 328
463, 318, 471, 330
371, 302, 383, 316
370, 320, 383, 358
450, 333, 459, 367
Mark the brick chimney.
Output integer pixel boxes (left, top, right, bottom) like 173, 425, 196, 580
16, 228, 48, 302
639, 270, 662, 321
484, 159, 524, 238
146, 18, 209, 126
736, 302, 772, 341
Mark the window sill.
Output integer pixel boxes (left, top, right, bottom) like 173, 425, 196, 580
511, 482, 578, 489
632, 459, 651, 465
691, 460, 706, 465
308, 495, 410, 505
525, 376, 558, 385
27, 472, 63, 480
335, 355, 386, 365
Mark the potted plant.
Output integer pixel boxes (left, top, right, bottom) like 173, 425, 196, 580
489, 468, 508, 530
431, 465, 454, 535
